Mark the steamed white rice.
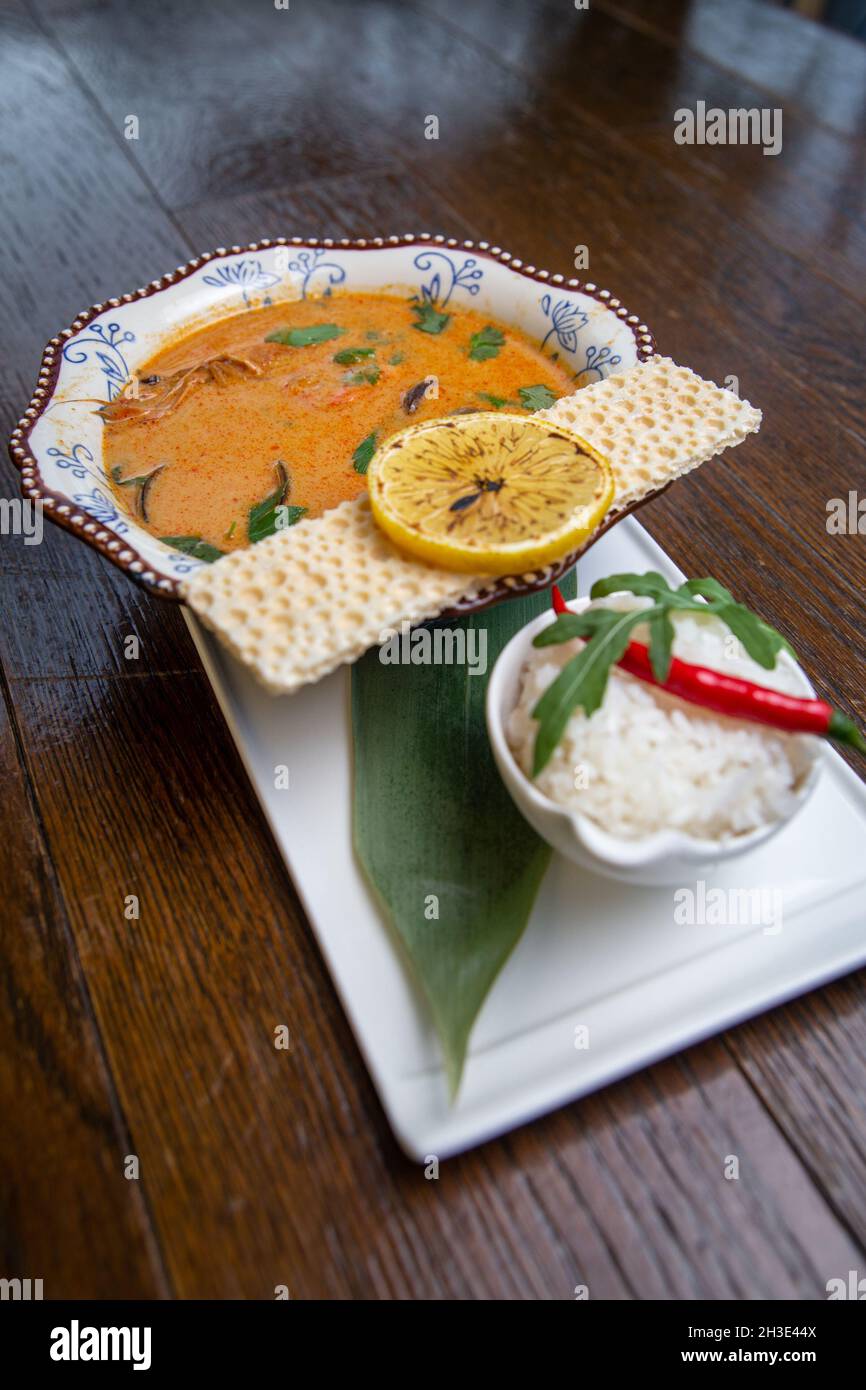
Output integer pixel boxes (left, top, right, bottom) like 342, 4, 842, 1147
506, 596, 817, 841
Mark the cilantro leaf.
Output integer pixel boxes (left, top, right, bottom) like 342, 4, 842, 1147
345, 367, 381, 386
333, 347, 376, 364
353, 431, 377, 475
518, 384, 558, 411
477, 392, 508, 409
468, 325, 505, 362
160, 536, 224, 563
411, 301, 450, 335
266, 323, 345, 347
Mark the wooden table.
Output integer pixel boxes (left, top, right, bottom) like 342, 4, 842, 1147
3, 0, 865, 1300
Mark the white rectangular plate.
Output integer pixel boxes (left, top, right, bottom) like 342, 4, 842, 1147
184, 519, 866, 1159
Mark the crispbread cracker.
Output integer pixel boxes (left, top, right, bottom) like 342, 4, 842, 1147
183, 496, 487, 693
540, 355, 761, 508
182, 356, 760, 694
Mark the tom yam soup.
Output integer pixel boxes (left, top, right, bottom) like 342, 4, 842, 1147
103, 291, 574, 559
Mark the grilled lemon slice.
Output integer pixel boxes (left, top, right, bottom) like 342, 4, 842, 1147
367, 412, 614, 575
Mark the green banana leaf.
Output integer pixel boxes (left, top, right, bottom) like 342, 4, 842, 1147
351, 572, 576, 1095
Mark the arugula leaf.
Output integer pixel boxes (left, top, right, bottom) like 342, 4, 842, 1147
518, 384, 558, 411
679, 580, 793, 664
248, 461, 290, 544
758, 619, 797, 661
591, 571, 673, 601
266, 323, 344, 347
531, 572, 801, 771
411, 301, 450, 335
468, 325, 505, 362
533, 607, 625, 648
594, 574, 792, 664
711, 603, 781, 669
345, 368, 381, 386
353, 431, 377, 474
648, 609, 675, 680
160, 536, 224, 563
477, 392, 508, 409
333, 346, 376, 364
531, 608, 650, 774
680, 576, 734, 605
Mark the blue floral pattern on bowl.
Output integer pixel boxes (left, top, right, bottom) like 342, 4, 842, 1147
46, 444, 129, 534
46, 442, 100, 482
71, 484, 130, 534
12, 238, 653, 598
539, 293, 589, 356
578, 343, 622, 385
279, 246, 347, 299
61, 322, 135, 401
202, 257, 282, 307
412, 250, 483, 306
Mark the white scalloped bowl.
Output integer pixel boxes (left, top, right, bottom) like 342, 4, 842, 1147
486, 597, 823, 886
9, 236, 653, 600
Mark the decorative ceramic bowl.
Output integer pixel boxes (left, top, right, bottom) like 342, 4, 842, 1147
486, 596, 823, 886
9, 236, 654, 602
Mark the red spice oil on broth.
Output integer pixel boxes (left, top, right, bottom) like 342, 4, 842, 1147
103, 292, 574, 554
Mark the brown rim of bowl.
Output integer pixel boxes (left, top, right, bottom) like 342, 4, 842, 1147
8, 234, 656, 603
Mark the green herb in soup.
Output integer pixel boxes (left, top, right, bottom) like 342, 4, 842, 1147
410, 301, 451, 335
518, 383, 558, 411
468, 325, 505, 362
161, 536, 225, 563
333, 346, 376, 365
352, 431, 378, 475
265, 323, 345, 347
247, 461, 309, 544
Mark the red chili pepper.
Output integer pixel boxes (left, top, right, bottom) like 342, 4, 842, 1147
548, 585, 866, 752
551, 584, 569, 615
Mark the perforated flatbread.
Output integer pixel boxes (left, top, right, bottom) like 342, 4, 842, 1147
182, 356, 760, 694
183, 497, 487, 693
540, 355, 760, 509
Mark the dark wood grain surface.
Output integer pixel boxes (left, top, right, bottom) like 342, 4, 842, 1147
2, 0, 865, 1300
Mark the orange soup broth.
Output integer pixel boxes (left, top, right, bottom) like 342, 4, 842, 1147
104, 292, 574, 552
